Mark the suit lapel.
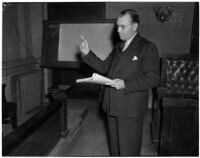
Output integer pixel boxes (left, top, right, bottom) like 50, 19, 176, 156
113, 34, 141, 73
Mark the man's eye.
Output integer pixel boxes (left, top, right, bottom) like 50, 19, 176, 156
118, 26, 124, 30
116, 25, 125, 30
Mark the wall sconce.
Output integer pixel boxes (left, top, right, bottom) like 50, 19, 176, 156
153, 6, 175, 23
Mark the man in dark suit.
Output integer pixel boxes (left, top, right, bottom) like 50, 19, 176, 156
80, 9, 160, 156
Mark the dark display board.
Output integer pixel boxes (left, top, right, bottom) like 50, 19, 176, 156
41, 20, 117, 68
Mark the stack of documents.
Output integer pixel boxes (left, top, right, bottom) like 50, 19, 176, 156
76, 73, 114, 85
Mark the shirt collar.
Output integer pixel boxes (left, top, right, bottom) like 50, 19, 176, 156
125, 32, 137, 46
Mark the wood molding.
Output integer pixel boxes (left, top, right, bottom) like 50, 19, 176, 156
2, 57, 41, 76
2, 103, 62, 156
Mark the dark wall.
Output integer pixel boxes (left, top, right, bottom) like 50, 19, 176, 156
190, 2, 199, 57
48, 2, 106, 20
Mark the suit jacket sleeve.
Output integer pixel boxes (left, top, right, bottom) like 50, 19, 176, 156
82, 49, 115, 74
124, 42, 160, 94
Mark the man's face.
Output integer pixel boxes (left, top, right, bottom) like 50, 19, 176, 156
117, 14, 138, 41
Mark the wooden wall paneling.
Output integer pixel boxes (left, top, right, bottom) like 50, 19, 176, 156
158, 98, 198, 156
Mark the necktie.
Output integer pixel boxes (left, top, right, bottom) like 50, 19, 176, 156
120, 42, 126, 52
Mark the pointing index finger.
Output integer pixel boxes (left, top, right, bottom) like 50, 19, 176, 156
80, 35, 86, 42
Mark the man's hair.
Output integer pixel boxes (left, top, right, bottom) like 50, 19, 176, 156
119, 9, 140, 24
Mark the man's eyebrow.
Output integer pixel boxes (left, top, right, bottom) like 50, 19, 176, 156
116, 24, 126, 27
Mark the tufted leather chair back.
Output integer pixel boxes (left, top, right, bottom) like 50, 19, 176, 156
160, 54, 198, 98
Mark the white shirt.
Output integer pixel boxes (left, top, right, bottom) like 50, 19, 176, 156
122, 33, 137, 52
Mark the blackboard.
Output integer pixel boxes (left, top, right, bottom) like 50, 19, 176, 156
41, 20, 118, 68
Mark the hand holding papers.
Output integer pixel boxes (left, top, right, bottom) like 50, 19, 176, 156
106, 79, 125, 90
76, 73, 114, 85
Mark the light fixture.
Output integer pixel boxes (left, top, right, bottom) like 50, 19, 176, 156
153, 6, 175, 23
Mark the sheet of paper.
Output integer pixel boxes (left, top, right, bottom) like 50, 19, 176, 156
76, 73, 114, 85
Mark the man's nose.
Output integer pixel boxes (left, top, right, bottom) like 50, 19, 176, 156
117, 27, 121, 33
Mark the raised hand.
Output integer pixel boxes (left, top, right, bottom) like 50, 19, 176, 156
80, 35, 89, 55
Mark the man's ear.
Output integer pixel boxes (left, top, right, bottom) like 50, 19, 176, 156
132, 23, 138, 31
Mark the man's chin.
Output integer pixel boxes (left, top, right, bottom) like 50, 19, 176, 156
119, 37, 126, 41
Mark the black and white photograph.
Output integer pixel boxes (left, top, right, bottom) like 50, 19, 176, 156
2, 1, 199, 156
